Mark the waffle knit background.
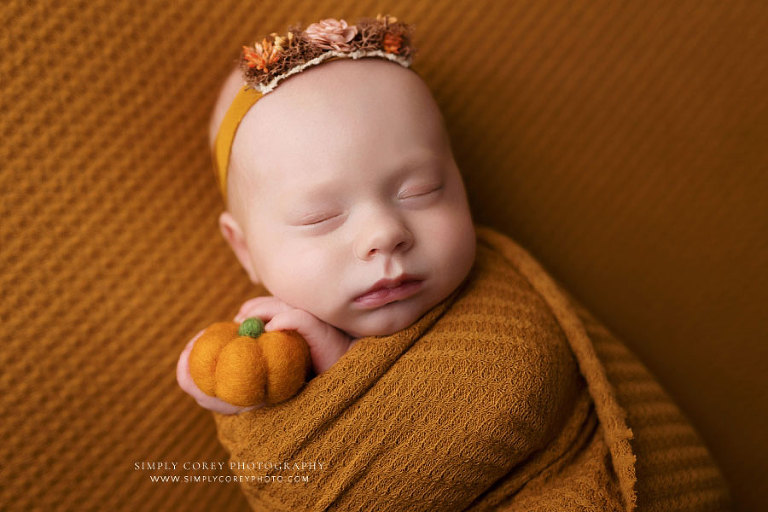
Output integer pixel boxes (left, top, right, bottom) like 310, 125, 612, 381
0, 1, 765, 511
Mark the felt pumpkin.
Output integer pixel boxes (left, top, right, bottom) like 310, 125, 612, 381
188, 318, 311, 407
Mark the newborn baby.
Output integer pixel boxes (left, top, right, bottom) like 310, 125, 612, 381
174, 19, 638, 511
177, 56, 477, 413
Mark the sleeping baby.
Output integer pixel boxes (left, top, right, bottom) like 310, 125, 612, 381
176, 15, 630, 511
177, 16, 476, 414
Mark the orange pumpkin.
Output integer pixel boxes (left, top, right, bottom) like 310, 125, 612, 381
188, 318, 311, 407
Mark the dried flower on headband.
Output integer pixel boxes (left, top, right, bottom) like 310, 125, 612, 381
238, 14, 416, 94
242, 33, 286, 72
305, 19, 359, 51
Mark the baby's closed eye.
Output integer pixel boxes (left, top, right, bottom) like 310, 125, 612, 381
398, 183, 443, 199
301, 212, 342, 226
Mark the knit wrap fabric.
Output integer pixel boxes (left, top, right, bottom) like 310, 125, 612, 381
213, 224, 640, 511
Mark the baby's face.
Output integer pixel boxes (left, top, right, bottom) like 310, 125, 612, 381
218, 59, 476, 338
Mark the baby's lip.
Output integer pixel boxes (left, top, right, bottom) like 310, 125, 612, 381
355, 273, 423, 300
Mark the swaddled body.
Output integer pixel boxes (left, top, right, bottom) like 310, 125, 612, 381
214, 227, 625, 511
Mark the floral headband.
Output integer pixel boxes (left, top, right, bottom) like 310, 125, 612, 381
212, 14, 417, 204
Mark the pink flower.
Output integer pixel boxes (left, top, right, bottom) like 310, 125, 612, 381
304, 18, 358, 51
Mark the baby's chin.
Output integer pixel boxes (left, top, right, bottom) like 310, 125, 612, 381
339, 298, 432, 339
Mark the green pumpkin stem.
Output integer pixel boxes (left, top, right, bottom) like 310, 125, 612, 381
238, 317, 265, 338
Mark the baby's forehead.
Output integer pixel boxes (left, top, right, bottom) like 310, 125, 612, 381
267, 63, 436, 128
218, 59, 449, 213
211, 59, 439, 149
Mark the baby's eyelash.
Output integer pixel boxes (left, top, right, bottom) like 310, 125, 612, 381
301, 214, 339, 226
400, 185, 443, 199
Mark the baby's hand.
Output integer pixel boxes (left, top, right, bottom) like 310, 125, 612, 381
234, 296, 353, 375
176, 329, 264, 414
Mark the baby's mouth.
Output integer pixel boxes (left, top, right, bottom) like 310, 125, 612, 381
353, 276, 424, 309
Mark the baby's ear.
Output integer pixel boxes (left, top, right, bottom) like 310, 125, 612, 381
218, 211, 261, 285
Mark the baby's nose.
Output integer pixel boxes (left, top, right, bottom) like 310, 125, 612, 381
355, 216, 414, 260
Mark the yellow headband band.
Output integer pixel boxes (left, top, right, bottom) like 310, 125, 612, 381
212, 85, 263, 204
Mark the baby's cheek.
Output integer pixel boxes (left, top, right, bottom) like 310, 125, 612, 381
421, 207, 474, 270
277, 245, 341, 305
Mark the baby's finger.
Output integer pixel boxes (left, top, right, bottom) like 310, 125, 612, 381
235, 296, 275, 319
265, 309, 350, 374
234, 296, 293, 323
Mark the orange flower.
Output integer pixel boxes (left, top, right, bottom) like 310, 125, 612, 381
382, 32, 403, 54
242, 36, 283, 72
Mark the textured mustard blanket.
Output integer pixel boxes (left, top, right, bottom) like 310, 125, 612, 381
213, 224, 637, 511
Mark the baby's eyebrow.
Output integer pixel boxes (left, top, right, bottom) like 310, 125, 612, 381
381, 154, 446, 188
291, 181, 339, 204
395, 153, 444, 174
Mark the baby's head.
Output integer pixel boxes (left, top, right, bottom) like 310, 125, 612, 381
210, 54, 475, 338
